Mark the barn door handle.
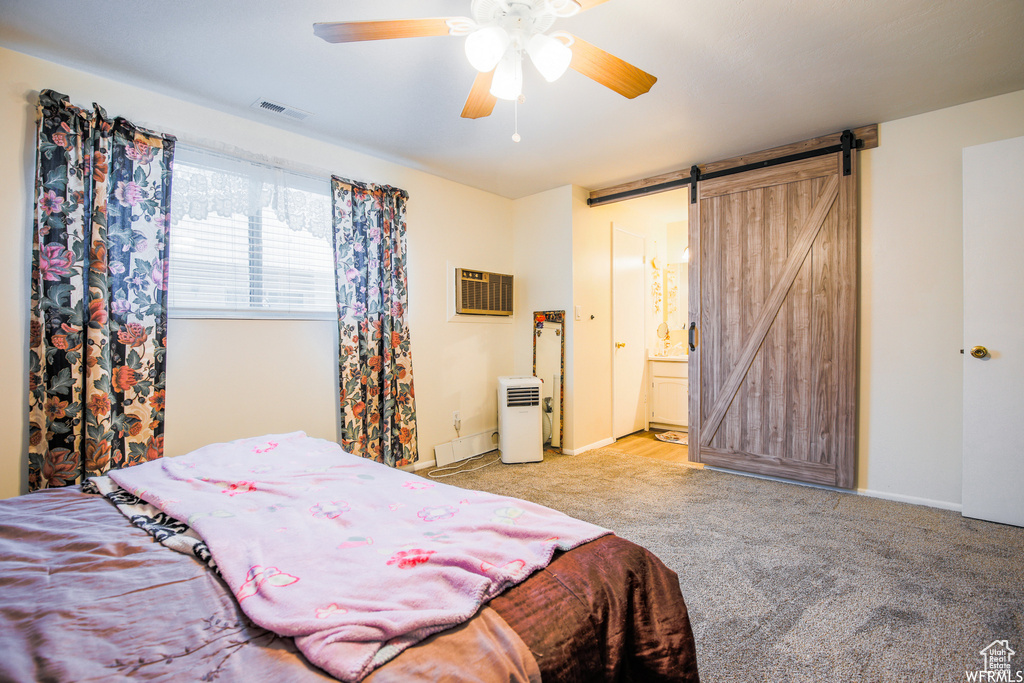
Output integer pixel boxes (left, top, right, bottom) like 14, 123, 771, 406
688, 322, 697, 352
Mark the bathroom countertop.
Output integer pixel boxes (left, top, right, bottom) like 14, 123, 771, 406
648, 354, 688, 362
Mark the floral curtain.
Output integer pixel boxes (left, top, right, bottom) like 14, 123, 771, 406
28, 90, 175, 490
330, 177, 418, 467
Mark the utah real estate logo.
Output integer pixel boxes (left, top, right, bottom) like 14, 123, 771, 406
967, 640, 1022, 682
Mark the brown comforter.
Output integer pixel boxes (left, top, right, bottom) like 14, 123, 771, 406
0, 486, 698, 682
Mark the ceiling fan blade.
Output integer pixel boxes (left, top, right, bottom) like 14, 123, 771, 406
572, 0, 613, 10
461, 71, 497, 119
314, 18, 456, 43
567, 35, 657, 99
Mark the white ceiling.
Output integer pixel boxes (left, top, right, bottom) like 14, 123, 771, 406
1, 0, 1022, 199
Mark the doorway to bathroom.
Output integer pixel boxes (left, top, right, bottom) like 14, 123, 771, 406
598, 189, 691, 456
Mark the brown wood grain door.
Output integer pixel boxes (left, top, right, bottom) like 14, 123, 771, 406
687, 153, 857, 488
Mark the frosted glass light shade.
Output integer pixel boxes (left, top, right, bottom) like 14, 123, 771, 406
490, 52, 523, 100
525, 33, 573, 82
465, 26, 509, 73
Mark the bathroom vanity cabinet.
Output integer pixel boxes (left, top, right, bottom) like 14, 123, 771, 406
648, 357, 688, 429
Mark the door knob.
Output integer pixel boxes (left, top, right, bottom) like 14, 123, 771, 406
615, 342, 626, 349
970, 345, 989, 359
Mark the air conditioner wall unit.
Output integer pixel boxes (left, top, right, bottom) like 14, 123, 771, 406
456, 268, 514, 316
497, 376, 543, 464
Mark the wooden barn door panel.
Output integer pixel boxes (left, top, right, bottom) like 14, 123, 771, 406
689, 153, 857, 488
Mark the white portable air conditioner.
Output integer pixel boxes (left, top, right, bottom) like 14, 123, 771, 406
497, 376, 543, 464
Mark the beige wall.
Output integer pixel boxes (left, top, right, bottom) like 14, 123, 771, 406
858, 88, 1024, 508
164, 319, 339, 457
511, 186, 574, 445
567, 186, 614, 451
0, 47, 514, 498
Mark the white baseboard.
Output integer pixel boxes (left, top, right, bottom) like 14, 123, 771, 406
649, 422, 687, 431
704, 466, 962, 512
856, 487, 962, 512
400, 458, 437, 473
563, 436, 615, 455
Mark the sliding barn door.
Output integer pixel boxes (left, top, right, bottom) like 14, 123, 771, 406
688, 153, 857, 488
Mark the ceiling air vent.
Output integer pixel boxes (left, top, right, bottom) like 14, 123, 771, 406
455, 268, 513, 316
249, 98, 312, 122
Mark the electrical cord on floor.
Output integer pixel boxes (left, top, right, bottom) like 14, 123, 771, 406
427, 451, 502, 478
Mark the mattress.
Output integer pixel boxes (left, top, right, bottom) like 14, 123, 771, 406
0, 483, 698, 682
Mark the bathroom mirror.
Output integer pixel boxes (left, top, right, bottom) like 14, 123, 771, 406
649, 220, 689, 357
532, 311, 565, 450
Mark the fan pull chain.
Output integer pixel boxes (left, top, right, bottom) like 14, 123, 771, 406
512, 94, 524, 143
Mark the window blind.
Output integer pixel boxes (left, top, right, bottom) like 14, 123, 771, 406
169, 146, 335, 318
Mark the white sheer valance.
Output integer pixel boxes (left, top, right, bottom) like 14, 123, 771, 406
170, 145, 331, 239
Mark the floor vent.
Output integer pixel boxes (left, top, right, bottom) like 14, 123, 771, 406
250, 98, 312, 121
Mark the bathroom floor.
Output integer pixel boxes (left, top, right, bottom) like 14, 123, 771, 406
611, 429, 703, 468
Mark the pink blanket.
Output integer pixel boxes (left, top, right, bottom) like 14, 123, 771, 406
107, 432, 608, 682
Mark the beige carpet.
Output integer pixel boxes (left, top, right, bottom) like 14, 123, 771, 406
424, 448, 1024, 682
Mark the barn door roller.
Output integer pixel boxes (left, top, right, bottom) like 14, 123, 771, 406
840, 129, 855, 176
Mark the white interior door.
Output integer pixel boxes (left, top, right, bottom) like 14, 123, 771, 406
612, 226, 646, 438
962, 135, 1024, 527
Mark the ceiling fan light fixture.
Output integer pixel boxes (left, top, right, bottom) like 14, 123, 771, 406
314, 0, 659, 124
525, 32, 573, 82
465, 26, 510, 73
490, 51, 524, 101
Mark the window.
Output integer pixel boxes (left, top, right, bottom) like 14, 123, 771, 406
169, 146, 335, 318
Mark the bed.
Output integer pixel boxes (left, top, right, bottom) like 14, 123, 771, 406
0, 433, 699, 682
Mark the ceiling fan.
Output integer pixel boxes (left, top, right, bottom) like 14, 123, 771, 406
313, 0, 657, 120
